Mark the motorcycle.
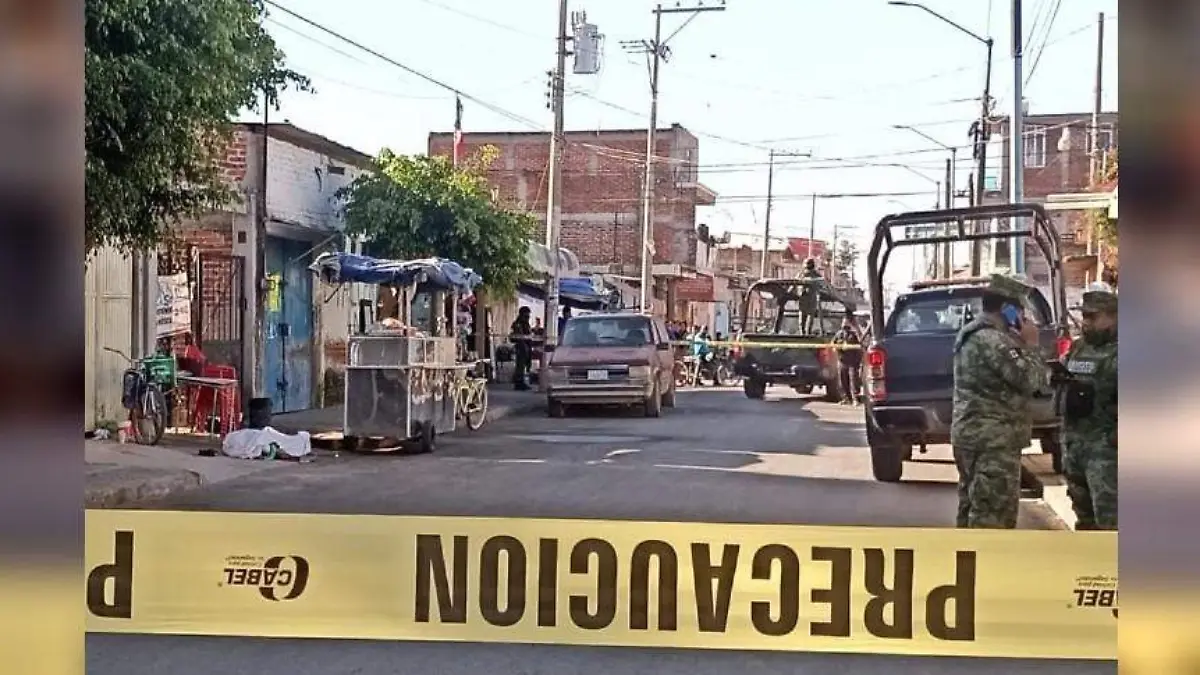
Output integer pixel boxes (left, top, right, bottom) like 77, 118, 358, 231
678, 351, 728, 387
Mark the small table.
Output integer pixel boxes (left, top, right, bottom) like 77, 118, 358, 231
178, 375, 240, 438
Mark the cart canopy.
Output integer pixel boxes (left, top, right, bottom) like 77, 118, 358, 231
311, 252, 482, 295
518, 276, 618, 310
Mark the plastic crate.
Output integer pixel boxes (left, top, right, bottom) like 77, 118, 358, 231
142, 355, 177, 387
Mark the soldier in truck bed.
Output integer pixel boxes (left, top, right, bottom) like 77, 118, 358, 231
950, 274, 1048, 529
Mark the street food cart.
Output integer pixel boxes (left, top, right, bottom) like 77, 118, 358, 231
311, 252, 482, 452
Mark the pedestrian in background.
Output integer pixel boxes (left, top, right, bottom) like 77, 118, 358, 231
510, 306, 533, 391
833, 317, 863, 405
1059, 290, 1118, 530
950, 275, 1048, 529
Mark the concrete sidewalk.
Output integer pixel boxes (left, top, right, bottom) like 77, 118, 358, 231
86, 385, 544, 508
1021, 452, 1077, 529
85, 437, 286, 508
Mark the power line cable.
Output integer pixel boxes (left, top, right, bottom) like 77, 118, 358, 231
413, 0, 548, 39
263, 0, 546, 131
1025, 0, 1065, 86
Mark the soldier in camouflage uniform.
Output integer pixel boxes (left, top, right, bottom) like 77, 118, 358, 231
1060, 290, 1118, 530
950, 275, 1048, 528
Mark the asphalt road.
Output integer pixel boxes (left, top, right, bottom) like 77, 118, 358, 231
88, 386, 1112, 675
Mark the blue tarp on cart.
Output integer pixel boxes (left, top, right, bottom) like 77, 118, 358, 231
518, 277, 617, 310
310, 252, 482, 295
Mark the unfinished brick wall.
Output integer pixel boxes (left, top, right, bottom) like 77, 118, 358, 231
219, 130, 249, 185
429, 128, 705, 268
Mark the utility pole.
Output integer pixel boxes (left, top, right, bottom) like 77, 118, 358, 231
761, 149, 775, 279
636, 8, 662, 315
1089, 12, 1105, 187
761, 148, 811, 278
942, 158, 952, 277
808, 194, 817, 243
626, 2, 725, 315
540, 0, 569, 379
1009, 0, 1026, 275
1088, 11, 1105, 280
971, 38, 994, 275
831, 223, 840, 286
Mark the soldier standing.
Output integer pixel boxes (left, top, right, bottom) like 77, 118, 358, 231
1060, 290, 1118, 530
951, 275, 1048, 528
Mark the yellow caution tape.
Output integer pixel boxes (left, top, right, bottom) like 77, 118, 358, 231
85, 510, 1117, 659
671, 340, 863, 350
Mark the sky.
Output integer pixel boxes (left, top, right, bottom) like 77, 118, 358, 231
257, 0, 1119, 291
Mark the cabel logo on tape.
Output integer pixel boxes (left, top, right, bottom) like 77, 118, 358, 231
221, 554, 310, 601
84, 511, 1117, 660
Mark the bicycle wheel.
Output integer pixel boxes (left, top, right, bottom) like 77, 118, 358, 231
134, 384, 168, 445
464, 381, 488, 430
674, 362, 689, 388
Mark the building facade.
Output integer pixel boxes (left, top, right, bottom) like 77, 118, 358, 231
984, 110, 1118, 294
177, 122, 373, 413
428, 124, 717, 318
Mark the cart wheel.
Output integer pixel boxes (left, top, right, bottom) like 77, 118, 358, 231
415, 422, 436, 454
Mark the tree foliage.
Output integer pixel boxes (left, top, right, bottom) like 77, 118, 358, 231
1086, 148, 1119, 248
339, 149, 536, 295
85, 0, 310, 255
834, 239, 859, 278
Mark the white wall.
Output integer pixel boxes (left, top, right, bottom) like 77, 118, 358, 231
265, 137, 367, 232
84, 247, 134, 430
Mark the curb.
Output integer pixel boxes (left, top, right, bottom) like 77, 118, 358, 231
85, 467, 205, 509
310, 397, 544, 451
1020, 453, 1077, 530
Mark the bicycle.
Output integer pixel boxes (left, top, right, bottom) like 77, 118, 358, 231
453, 359, 490, 431
105, 347, 172, 445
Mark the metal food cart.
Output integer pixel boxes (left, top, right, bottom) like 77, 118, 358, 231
311, 252, 482, 453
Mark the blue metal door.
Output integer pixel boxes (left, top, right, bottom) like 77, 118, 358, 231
263, 236, 315, 413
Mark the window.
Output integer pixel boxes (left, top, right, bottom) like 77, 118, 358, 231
561, 316, 652, 347
888, 297, 982, 335
886, 291, 1051, 336
1086, 122, 1116, 156
1024, 125, 1047, 168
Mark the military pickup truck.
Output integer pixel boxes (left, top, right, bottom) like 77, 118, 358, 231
733, 277, 857, 402
862, 203, 1071, 482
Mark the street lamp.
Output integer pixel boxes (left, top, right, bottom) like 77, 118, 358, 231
888, 0, 993, 275
893, 124, 956, 205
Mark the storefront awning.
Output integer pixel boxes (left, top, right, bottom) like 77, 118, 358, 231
526, 241, 580, 277
1044, 189, 1118, 213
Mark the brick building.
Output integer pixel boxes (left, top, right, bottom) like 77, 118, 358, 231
984, 110, 1118, 293
429, 124, 717, 317
711, 234, 829, 327
713, 234, 828, 280
174, 122, 373, 412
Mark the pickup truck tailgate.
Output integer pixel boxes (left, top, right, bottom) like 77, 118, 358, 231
741, 334, 825, 371
882, 333, 956, 398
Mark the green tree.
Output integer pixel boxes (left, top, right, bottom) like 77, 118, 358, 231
339, 149, 536, 295
834, 239, 860, 284
86, 0, 309, 255
1086, 148, 1119, 247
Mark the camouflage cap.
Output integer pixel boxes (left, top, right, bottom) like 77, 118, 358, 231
984, 273, 1030, 302
1081, 289, 1118, 314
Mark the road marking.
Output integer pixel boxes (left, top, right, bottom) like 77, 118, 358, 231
507, 434, 650, 444
586, 448, 642, 465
